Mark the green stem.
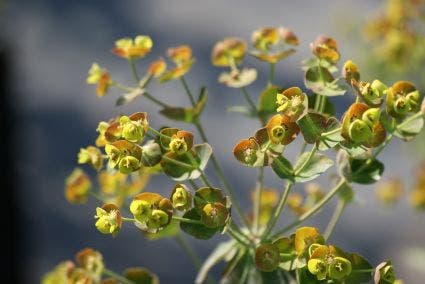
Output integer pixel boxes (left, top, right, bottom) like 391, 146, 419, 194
172, 216, 203, 225
162, 155, 194, 169
268, 62, 276, 87
180, 77, 196, 106
121, 217, 135, 222
111, 81, 134, 92
262, 181, 293, 239
323, 199, 346, 240
227, 223, 251, 247
252, 167, 264, 234
89, 191, 107, 204
188, 179, 199, 190
129, 59, 140, 83
193, 120, 249, 228
144, 92, 169, 108
241, 87, 260, 118
271, 179, 346, 240
103, 268, 135, 284
294, 146, 317, 176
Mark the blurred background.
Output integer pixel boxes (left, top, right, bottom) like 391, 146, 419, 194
2, 0, 425, 283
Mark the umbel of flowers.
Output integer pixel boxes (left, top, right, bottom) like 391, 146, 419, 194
51, 28, 425, 284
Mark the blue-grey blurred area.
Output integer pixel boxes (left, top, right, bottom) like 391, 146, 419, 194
3, 0, 425, 283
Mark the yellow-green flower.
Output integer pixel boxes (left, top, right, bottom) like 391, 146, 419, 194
171, 184, 191, 211
75, 248, 104, 281
78, 146, 103, 171
147, 209, 169, 229
112, 35, 153, 59
276, 87, 308, 121
94, 204, 122, 236
130, 199, 152, 223
119, 115, 145, 143
87, 63, 112, 97
64, 168, 92, 204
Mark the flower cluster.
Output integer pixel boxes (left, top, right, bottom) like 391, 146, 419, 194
42, 248, 158, 284
56, 28, 425, 284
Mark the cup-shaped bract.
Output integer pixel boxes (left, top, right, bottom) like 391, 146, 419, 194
280, 27, 299, 46
105, 140, 143, 173
252, 27, 280, 51
266, 114, 300, 145
123, 267, 160, 284
341, 103, 386, 148
159, 128, 194, 154
112, 35, 153, 59
386, 81, 421, 118
104, 112, 149, 144
276, 87, 308, 121
42, 261, 75, 284
218, 68, 257, 88
310, 35, 340, 63
159, 47, 195, 82
255, 243, 280, 272
75, 248, 104, 281
170, 184, 192, 211
147, 57, 167, 78
294, 226, 325, 256
78, 146, 104, 171
233, 138, 260, 166
87, 63, 112, 97
193, 187, 229, 228
211, 37, 247, 67
132, 192, 173, 233
94, 203, 122, 237
65, 168, 92, 204
328, 257, 352, 280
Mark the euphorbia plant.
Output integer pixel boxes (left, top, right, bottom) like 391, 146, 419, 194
44, 27, 425, 284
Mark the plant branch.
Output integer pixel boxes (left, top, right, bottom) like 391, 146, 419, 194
323, 199, 346, 240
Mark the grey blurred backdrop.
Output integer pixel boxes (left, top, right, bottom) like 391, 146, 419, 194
2, 0, 425, 283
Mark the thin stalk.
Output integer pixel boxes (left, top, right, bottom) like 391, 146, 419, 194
89, 191, 107, 204
294, 146, 317, 176
271, 179, 346, 240
180, 77, 196, 106
173, 216, 203, 225
193, 120, 249, 228
252, 167, 264, 234
227, 225, 251, 247
298, 142, 307, 158
262, 181, 293, 239
144, 92, 169, 108
323, 199, 346, 240
268, 62, 276, 86
121, 217, 135, 222
103, 268, 135, 284
188, 179, 199, 190
241, 87, 260, 117
179, 76, 251, 230
111, 81, 134, 92
129, 59, 140, 83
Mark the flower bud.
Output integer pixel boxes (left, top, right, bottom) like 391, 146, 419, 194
130, 200, 152, 223
371, 79, 388, 98
406, 90, 420, 109
147, 209, 169, 229
328, 257, 352, 280
255, 244, 280, 272
87, 63, 112, 97
361, 108, 381, 128
171, 185, 191, 211
348, 119, 373, 143
270, 125, 286, 143
342, 60, 360, 84
167, 45, 192, 65
118, 156, 141, 174
201, 202, 228, 228
394, 97, 409, 115
308, 258, 327, 280
78, 146, 103, 171
169, 137, 188, 155
94, 204, 121, 236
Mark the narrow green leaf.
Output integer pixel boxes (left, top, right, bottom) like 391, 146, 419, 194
271, 156, 294, 180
